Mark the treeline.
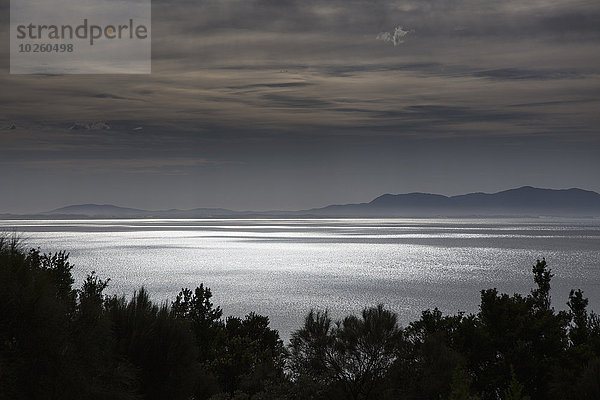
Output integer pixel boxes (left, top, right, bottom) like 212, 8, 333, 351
1, 237, 599, 400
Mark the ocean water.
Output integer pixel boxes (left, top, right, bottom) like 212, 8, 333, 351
2, 218, 599, 340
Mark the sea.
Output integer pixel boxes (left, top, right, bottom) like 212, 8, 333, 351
1, 218, 599, 340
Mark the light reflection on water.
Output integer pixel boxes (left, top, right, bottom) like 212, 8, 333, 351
1, 218, 599, 340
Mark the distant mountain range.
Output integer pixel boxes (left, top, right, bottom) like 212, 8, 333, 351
303, 186, 600, 217
2, 187, 600, 219
41, 204, 242, 218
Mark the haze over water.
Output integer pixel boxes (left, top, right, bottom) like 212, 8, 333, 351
2, 218, 599, 340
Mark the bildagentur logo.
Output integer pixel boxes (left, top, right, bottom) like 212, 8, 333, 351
10, 0, 151, 74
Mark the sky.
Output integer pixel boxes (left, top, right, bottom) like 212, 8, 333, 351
1, 0, 599, 213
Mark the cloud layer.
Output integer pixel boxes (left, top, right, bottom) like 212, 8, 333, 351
1, 0, 599, 211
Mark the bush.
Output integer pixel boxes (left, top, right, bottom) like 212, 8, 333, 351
2, 237, 599, 400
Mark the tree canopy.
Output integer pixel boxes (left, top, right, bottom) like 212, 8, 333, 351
1, 236, 599, 399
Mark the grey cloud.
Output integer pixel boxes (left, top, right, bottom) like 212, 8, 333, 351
472, 68, 585, 81
540, 11, 600, 37
227, 82, 312, 90
2, 0, 600, 212
94, 93, 128, 100
508, 99, 599, 108
328, 104, 538, 133
399, 105, 534, 123
261, 93, 332, 109
93, 93, 146, 101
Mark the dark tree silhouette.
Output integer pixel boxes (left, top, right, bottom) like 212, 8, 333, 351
106, 289, 199, 400
2, 236, 600, 400
568, 289, 589, 346
531, 258, 553, 311
289, 305, 402, 400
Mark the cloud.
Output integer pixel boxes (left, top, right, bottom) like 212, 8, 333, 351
376, 26, 412, 46
472, 68, 584, 81
2, 1, 600, 152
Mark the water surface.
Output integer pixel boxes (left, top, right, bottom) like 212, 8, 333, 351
2, 218, 599, 340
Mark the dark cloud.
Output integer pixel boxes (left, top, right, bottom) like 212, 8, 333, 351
261, 93, 332, 109
540, 11, 600, 36
1, 0, 600, 212
93, 93, 146, 101
376, 105, 536, 124
227, 82, 313, 90
508, 99, 599, 108
472, 68, 584, 81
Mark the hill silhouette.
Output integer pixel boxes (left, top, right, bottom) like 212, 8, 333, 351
307, 186, 600, 217
42, 204, 240, 218
2, 186, 600, 219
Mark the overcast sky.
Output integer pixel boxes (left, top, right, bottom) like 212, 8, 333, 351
1, 0, 599, 213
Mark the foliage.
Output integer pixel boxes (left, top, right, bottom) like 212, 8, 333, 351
0, 236, 138, 400
2, 236, 599, 400
289, 304, 402, 399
